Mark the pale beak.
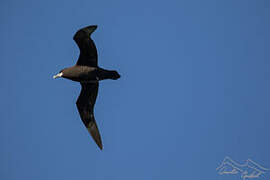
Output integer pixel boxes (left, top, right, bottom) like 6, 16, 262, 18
53, 72, 63, 79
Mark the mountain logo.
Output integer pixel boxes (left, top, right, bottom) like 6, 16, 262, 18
216, 156, 270, 180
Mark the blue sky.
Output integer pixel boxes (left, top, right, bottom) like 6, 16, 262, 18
1, 0, 270, 180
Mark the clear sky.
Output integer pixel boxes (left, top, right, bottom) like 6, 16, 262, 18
1, 0, 270, 180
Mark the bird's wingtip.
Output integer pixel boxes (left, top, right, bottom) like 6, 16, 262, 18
87, 120, 103, 150
73, 25, 98, 40
84, 25, 98, 33
99, 144, 103, 150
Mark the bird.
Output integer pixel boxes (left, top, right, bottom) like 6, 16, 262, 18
53, 25, 120, 150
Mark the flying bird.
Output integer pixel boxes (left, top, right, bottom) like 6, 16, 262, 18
53, 25, 120, 150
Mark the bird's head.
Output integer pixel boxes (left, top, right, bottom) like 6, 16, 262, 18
53, 69, 66, 79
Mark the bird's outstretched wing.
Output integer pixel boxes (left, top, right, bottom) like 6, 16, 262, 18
76, 82, 102, 150
73, 25, 98, 67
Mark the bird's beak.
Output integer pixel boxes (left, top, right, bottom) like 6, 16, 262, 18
53, 72, 63, 79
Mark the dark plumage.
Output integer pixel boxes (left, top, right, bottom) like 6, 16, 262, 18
53, 25, 120, 150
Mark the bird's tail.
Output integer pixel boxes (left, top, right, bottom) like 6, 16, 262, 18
98, 69, 121, 80
109, 70, 121, 80
87, 120, 103, 150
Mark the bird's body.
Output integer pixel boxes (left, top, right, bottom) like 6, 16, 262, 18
53, 25, 120, 150
61, 66, 119, 82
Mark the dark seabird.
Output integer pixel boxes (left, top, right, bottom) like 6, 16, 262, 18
53, 25, 120, 150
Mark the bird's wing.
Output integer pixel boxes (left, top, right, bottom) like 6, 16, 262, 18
73, 25, 98, 67
76, 82, 102, 150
